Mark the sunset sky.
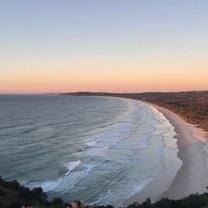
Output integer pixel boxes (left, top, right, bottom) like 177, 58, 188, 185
0, 0, 208, 93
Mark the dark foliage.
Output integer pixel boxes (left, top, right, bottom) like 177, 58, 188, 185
51, 197, 64, 206
31, 187, 47, 200
7, 202, 22, 208
1, 176, 208, 207
141, 198, 151, 208
153, 198, 176, 208
7, 180, 20, 191
89, 205, 113, 208
0, 188, 6, 196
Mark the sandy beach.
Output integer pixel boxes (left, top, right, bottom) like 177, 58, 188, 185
124, 102, 208, 205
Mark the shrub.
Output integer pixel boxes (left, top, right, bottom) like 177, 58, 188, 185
8, 180, 20, 191
51, 197, 64, 206
31, 187, 47, 200
0, 188, 6, 196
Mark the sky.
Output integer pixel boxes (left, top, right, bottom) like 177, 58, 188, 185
0, 0, 208, 93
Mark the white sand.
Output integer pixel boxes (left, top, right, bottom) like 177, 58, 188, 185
124, 102, 208, 205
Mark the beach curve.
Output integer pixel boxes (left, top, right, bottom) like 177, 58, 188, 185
124, 101, 208, 205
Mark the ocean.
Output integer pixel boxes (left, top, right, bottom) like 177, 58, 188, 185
0, 95, 181, 206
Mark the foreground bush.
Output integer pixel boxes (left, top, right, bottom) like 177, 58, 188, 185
1, 176, 208, 208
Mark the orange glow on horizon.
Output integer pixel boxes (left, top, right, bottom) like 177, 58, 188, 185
1, 55, 208, 94
1, 74, 207, 94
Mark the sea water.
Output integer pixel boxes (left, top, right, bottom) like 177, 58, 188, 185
0, 95, 180, 206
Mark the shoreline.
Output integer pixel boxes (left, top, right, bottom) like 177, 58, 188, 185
124, 101, 208, 205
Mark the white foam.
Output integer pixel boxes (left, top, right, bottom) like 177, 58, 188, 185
30, 160, 82, 192
30, 178, 62, 192
56, 167, 93, 191
86, 136, 101, 147
86, 141, 97, 147
41, 178, 62, 192
64, 160, 81, 176
86, 147, 108, 157
89, 189, 111, 206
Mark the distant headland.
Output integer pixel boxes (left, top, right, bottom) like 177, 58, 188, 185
62, 90, 208, 132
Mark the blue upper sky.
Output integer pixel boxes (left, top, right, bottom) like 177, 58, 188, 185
1, 0, 207, 57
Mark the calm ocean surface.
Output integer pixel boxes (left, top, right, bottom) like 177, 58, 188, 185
0, 95, 180, 206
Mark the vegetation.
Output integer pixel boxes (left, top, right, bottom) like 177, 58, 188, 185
0, 176, 68, 208
1, 176, 208, 207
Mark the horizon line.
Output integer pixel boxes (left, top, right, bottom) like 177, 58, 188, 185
0, 89, 208, 95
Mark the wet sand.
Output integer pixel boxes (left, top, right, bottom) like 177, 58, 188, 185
124, 102, 208, 205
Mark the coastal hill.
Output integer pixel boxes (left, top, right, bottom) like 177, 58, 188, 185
62, 91, 208, 131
